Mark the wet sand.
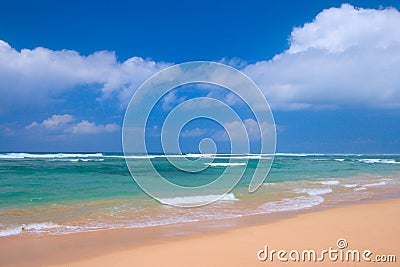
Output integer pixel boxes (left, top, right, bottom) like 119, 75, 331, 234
1, 198, 399, 266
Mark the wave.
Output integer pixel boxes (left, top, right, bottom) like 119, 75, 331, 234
185, 153, 215, 158
342, 184, 358, 188
49, 158, 105, 162
354, 187, 367, 191
275, 153, 327, 157
313, 180, 340, 185
294, 187, 333, 196
207, 162, 246, 167
158, 193, 238, 205
351, 179, 392, 191
258, 196, 324, 213
214, 155, 268, 160
186, 154, 270, 160
0, 222, 70, 237
357, 159, 399, 164
363, 179, 390, 188
0, 153, 104, 159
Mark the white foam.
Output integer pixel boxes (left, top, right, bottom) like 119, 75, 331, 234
207, 162, 246, 167
275, 153, 317, 156
49, 158, 105, 162
22, 222, 60, 231
30, 197, 43, 201
354, 187, 367, 191
0, 227, 23, 236
334, 159, 345, 162
295, 187, 333, 196
358, 159, 399, 164
158, 193, 238, 205
0, 153, 104, 159
364, 181, 388, 187
185, 153, 215, 158
0, 153, 25, 159
342, 184, 358, 188
258, 196, 324, 213
185, 154, 268, 160
214, 155, 266, 160
0, 222, 62, 237
314, 180, 340, 185
124, 155, 158, 159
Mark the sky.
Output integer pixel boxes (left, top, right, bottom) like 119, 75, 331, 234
0, 0, 400, 153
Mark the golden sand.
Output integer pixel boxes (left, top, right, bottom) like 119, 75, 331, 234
1, 198, 399, 266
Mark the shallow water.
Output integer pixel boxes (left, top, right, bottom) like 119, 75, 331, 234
0, 153, 399, 236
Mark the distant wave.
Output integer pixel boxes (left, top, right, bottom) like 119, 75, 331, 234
357, 159, 399, 164
185, 153, 215, 158
2, 152, 399, 161
158, 193, 238, 205
206, 162, 247, 167
275, 153, 327, 156
49, 158, 105, 162
0, 153, 103, 159
186, 154, 270, 160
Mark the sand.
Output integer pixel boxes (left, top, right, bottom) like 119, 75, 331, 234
1, 198, 399, 266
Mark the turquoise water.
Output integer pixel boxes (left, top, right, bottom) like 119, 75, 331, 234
0, 153, 399, 236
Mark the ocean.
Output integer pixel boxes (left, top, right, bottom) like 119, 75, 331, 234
0, 153, 399, 237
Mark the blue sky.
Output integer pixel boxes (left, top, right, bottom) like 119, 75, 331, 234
0, 0, 400, 153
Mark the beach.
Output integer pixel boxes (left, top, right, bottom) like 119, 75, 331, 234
1, 198, 399, 266
2, 1, 400, 266
1, 153, 400, 266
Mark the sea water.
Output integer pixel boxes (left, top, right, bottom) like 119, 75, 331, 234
0, 153, 399, 236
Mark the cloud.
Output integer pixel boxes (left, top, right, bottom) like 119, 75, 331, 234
0, 40, 169, 113
69, 120, 120, 134
180, 127, 207, 137
162, 91, 186, 111
1, 4, 399, 115
213, 118, 273, 141
26, 114, 74, 129
244, 4, 400, 110
26, 114, 119, 135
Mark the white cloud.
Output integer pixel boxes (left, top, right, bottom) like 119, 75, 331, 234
69, 120, 120, 134
180, 127, 207, 137
1, 4, 399, 114
162, 91, 186, 111
26, 114, 119, 135
244, 4, 400, 110
212, 118, 273, 141
27, 114, 75, 129
0, 40, 169, 112
219, 57, 248, 69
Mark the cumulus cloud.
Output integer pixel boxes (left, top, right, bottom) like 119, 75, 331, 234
0, 40, 169, 112
26, 114, 74, 129
180, 127, 207, 137
69, 120, 119, 134
26, 114, 119, 134
1, 4, 399, 115
244, 4, 400, 109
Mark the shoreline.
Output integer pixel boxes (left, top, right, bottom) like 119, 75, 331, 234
1, 197, 399, 266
